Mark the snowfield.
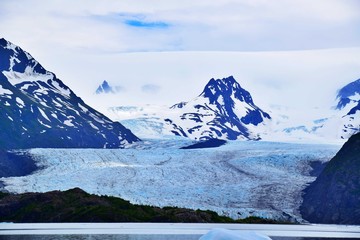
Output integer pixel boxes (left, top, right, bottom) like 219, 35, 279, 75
1, 139, 340, 221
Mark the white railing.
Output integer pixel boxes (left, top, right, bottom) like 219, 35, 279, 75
0, 223, 360, 238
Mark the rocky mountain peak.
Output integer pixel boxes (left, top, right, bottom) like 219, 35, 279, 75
163, 76, 271, 140
201, 76, 254, 105
96, 80, 113, 94
336, 79, 360, 110
0, 38, 47, 76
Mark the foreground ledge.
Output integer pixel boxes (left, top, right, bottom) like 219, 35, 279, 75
0, 223, 360, 238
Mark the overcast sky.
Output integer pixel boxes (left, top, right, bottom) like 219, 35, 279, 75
1, 0, 360, 52
1, 0, 360, 113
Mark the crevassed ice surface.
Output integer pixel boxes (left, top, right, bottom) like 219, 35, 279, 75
2, 139, 340, 221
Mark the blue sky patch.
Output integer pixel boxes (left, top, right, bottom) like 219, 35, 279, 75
124, 19, 169, 29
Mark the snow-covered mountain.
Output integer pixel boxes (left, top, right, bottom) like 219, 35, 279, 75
262, 78, 360, 143
95, 80, 123, 94
336, 79, 360, 110
0, 38, 139, 148
109, 76, 271, 140
107, 76, 360, 143
335, 79, 360, 138
165, 76, 271, 140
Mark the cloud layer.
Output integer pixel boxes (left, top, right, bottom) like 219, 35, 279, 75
1, 0, 359, 53
1, 0, 360, 111
141, 84, 161, 94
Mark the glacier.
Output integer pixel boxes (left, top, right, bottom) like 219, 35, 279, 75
1, 139, 339, 222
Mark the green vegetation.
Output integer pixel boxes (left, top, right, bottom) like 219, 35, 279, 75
0, 191, 9, 199
0, 188, 289, 223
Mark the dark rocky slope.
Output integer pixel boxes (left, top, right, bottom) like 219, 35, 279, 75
0, 188, 283, 223
180, 139, 227, 149
0, 150, 37, 177
301, 132, 360, 224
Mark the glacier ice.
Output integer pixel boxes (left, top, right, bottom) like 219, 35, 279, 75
1, 139, 339, 222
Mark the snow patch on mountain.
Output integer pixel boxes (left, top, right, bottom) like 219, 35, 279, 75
2, 70, 54, 86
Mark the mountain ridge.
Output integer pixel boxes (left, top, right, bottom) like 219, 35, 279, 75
0, 38, 140, 149
301, 132, 360, 224
112, 74, 360, 143
163, 76, 271, 140
336, 79, 360, 110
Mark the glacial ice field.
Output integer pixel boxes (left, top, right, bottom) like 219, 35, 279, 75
1, 138, 340, 221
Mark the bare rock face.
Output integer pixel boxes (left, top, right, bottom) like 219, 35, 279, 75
301, 132, 360, 224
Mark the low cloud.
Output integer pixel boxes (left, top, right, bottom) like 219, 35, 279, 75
114, 85, 126, 92
141, 84, 161, 94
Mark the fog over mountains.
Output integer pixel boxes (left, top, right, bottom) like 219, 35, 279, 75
105, 75, 360, 143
